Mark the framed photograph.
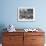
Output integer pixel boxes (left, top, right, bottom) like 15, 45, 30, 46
17, 7, 35, 21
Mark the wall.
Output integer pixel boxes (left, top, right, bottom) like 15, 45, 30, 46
0, 0, 46, 30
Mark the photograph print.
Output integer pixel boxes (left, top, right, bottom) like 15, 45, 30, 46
18, 7, 35, 21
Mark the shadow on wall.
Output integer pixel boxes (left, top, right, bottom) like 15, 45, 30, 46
0, 24, 7, 43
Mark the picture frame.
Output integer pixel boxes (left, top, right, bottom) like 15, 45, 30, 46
17, 7, 35, 21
